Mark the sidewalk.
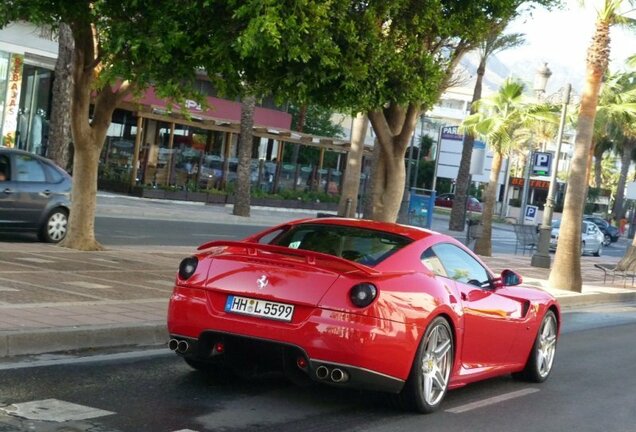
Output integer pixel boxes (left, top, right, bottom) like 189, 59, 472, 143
0, 195, 634, 358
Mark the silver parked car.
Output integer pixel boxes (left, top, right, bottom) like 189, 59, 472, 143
550, 219, 604, 257
0, 149, 71, 243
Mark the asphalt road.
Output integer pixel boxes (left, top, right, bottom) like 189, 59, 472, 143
0, 303, 634, 432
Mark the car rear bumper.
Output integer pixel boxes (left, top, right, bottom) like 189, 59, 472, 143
167, 286, 417, 392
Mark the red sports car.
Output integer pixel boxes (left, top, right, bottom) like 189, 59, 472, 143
167, 218, 559, 413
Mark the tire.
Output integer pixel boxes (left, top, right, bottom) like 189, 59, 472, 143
396, 317, 454, 413
603, 234, 611, 247
514, 310, 558, 383
38, 208, 69, 243
593, 243, 603, 257
580, 241, 585, 256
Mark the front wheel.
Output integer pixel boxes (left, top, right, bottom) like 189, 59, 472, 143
514, 310, 558, 383
593, 243, 603, 257
397, 317, 454, 413
603, 234, 611, 247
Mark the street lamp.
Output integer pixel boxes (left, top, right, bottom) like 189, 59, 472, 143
518, 63, 552, 224
531, 83, 572, 268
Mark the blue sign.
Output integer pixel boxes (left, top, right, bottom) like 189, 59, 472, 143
532, 152, 552, 176
524, 205, 538, 224
408, 190, 436, 229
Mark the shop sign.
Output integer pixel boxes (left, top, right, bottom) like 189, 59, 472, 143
2, 54, 24, 148
509, 177, 550, 190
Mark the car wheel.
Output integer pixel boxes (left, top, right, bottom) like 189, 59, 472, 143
603, 234, 611, 247
593, 243, 603, 257
580, 241, 585, 256
513, 310, 558, 383
397, 316, 453, 413
38, 208, 68, 243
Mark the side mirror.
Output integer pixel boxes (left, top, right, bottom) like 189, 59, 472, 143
500, 269, 522, 287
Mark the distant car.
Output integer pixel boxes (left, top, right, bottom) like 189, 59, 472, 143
550, 219, 604, 256
0, 148, 71, 242
583, 216, 619, 246
435, 193, 482, 212
168, 218, 560, 413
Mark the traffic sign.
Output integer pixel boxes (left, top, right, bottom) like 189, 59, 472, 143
524, 205, 538, 224
532, 152, 552, 176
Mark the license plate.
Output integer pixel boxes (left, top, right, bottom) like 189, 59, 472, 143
224, 295, 294, 322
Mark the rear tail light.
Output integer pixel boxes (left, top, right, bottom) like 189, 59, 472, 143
178, 256, 198, 280
349, 283, 377, 308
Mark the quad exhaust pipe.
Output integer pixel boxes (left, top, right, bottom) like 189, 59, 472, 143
168, 338, 190, 354
315, 365, 349, 383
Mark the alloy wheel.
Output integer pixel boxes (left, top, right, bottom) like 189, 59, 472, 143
537, 313, 557, 379
420, 323, 452, 406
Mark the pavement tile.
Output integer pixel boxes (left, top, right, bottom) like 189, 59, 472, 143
0, 282, 99, 304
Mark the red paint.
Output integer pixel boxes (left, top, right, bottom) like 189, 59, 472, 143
167, 218, 560, 391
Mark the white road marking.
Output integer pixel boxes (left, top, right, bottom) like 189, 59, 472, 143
0, 286, 19, 292
190, 233, 234, 237
149, 279, 175, 287
445, 388, 540, 414
0, 398, 114, 422
90, 258, 120, 264
172, 430, 200, 432
66, 281, 112, 289
15, 258, 55, 264
0, 348, 171, 371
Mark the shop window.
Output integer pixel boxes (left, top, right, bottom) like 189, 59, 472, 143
16, 64, 52, 156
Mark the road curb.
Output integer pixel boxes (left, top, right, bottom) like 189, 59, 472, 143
0, 323, 168, 358
553, 291, 636, 308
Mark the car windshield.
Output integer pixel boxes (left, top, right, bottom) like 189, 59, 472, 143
270, 224, 413, 267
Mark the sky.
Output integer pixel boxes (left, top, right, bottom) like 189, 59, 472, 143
490, 0, 636, 97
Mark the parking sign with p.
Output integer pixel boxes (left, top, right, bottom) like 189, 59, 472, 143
532, 152, 552, 176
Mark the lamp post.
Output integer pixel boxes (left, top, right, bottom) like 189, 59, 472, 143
519, 63, 552, 224
531, 83, 571, 268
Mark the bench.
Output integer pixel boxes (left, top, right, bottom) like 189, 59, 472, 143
594, 263, 636, 287
512, 224, 539, 256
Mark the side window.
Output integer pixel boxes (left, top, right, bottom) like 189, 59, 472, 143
0, 154, 10, 181
42, 162, 64, 183
430, 243, 490, 286
420, 248, 448, 277
15, 155, 46, 182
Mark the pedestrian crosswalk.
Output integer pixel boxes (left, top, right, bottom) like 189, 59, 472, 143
0, 398, 201, 431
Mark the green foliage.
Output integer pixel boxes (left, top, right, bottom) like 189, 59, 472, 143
289, 105, 344, 138
419, 135, 435, 159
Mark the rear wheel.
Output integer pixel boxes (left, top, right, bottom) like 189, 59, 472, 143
38, 208, 68, 243
593, 243, 603, 257
514, 310, 558, 383
397, 317, 453, 413
603, 234, 611, 247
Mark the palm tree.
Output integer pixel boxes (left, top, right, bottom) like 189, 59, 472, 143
460, 79, 555, 256
549, 0, 636, 292
449, 30, 525, 231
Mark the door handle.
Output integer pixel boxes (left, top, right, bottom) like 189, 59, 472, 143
41, 190, 52, 197
460, 292, 468, 301
2, 188, 11, 194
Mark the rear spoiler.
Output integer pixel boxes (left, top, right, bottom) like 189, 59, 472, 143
197, 240, 380, 276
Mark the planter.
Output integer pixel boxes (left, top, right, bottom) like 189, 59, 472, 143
164, 191, 188, 201
186, 191, 208, 203
206, 194, 228, 205
141, 189, 166, 199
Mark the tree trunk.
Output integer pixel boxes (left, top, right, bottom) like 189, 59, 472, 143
47, 23, 74, 170
367, 104, 420, 222
549, 19, 609, 292
362, 141, 381, 219
473, 150, 503, 256
593, 155, 603, 188
61, 20, 130, 251
291, 105, 307, 165
612, 143, 632, 219
449, 59, 486, 231
338, 113, 368, 217
233, 94, 256, 217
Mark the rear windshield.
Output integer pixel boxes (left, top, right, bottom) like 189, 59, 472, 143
269, 224, 412, 267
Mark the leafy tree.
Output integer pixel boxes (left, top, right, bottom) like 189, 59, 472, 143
196, 0, 558, 223
0, 0, 207, 250
449, 28, 525, 232
549, 0, 636, 289
461, 79, 556, 256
